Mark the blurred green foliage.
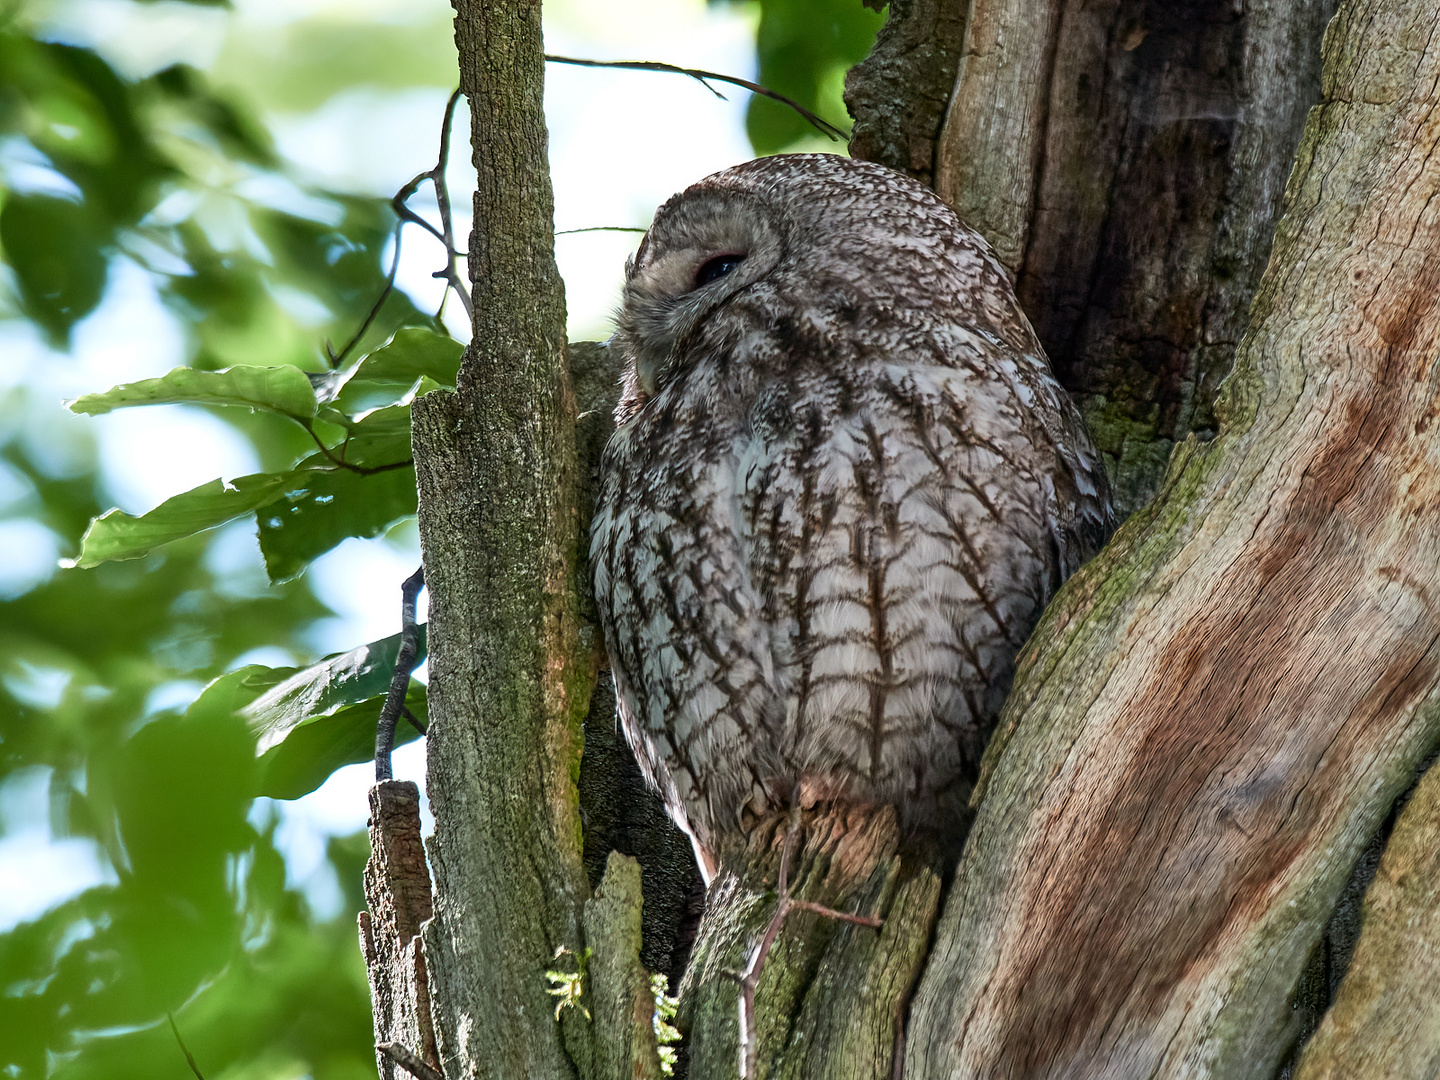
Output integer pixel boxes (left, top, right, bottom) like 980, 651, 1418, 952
728, 0, 885, 153
0, 1, 446, 1074
0, 0, 884, 1075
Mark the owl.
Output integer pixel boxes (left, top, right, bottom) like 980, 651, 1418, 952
590, 154, 1114, 877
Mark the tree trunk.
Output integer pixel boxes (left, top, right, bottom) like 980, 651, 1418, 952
902, 0, 1440, 1073
409, 0, 589, 1072
383, 0, 1440, 1077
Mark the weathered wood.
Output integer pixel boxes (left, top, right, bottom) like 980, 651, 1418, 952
583, 853, 667, 1080
413, 0, 594, 1076
679, 807, 941, 1079
360, 780, 438, 1080
865, 0, 1338, 517
844, 0, 968, 188
904, 0, 1440, 1074
1294, 762, 1440, 1079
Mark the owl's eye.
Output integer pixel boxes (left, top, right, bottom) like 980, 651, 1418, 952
694, 253, 746, 290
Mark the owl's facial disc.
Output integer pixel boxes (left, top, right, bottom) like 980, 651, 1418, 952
618, 193, 782, 397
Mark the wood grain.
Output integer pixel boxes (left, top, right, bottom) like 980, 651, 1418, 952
905, 0, 1440, 1075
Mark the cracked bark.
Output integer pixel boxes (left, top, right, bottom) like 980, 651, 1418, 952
902, 0, 1440, 1073
856, 0, 1339, 517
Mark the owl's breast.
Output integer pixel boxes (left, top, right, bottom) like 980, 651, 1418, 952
733, 358, 1063, 808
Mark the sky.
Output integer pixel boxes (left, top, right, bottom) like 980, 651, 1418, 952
0, 0, 760, 925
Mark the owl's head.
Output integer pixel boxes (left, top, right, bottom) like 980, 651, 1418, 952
614, 174, 787, 398
613, 154, 1002, 403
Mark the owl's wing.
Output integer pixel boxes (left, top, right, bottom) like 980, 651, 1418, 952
591, 425, 786, 852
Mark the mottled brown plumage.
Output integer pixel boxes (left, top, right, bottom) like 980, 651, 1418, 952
590, 154, 1113, 873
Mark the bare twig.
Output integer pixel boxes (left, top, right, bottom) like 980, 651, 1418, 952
376, 566, 427, 781
554, 225, 648, 236
326, 219, 404, 369
401, 703, 428, 735
544, 55, 849, 142
167, 1014, 206, 1080
391, 89, 472, 322
730, 807, 884, 1077
377, 1041, 445, 1080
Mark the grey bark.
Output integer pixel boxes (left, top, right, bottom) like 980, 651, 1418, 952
903, 0, 1440, 1073
858, 0, 1338, 518
410, 2, 603, 1077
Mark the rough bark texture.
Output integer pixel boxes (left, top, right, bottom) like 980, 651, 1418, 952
844, 0, 968, 187
1294, 762, 1440, 1078
679, 807, 941, 1080
578, 671, 705, 986
412, 1, 593, 1077
852, 0, 1338, 518
583, 854, 667, 1080
903, 0, 1440, 1074
360, 781, 438, 1080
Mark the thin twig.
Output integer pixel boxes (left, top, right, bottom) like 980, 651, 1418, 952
401, 703, 428, 735
376, 566, 427, 782
788, 898, 884, 928
544, 55, 849, 142
327, 220, 404, 369
391, 89, 473, 322
431, 89, 470, 320
167, 1014, 206, 1080
377, 1041, 445, 1080
295, 420, 414, 475
555, 225, 648, 236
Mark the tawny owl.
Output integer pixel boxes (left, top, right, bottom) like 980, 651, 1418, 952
590, 154, 1113, 875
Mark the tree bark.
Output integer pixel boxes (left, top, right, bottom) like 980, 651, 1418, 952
1294, 754, 1440, 1078
410, 2, 594, 1077
856, 0, 1339, 518
361, 781, 439, 1080
903, 0, 1440, 1073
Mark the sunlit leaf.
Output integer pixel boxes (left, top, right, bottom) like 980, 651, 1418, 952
330, 328, 463, 413
72, 473, 293, 567
243, 625, 427, 751
258, 682, 427, 799
67, 364, 319, 418
256, 465, 417, 582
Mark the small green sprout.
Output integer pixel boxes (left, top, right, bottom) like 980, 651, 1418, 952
651, 972, 681, 1076
544, 945, 593, 1021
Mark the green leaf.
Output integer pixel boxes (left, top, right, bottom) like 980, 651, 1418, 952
747, 0, 882, 154
243, 627, 427, 797
245, 627, 426, 750
256, 465, 417, 582
330, 328, 463, 413
257, 683, 426, 800
68, 364, 320, 418
0, 193, 109, 343
72, 472, 293, 567
329, 403, 412, 468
